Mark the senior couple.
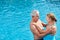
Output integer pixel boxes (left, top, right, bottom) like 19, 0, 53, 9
30, 10, 57, 40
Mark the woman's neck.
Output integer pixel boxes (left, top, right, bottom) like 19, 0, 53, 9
48, 21, 55, 25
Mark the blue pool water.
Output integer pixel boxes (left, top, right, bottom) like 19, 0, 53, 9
0, 0, 60, 40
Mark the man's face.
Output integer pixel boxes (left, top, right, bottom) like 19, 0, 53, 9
32, 14, 39, 22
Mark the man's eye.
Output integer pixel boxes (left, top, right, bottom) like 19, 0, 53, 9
37, 16, 39, 17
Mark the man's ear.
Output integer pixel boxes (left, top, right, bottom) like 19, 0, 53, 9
32, 16, 33, 18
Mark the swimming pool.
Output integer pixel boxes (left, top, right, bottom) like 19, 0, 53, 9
0, 0, 60, 40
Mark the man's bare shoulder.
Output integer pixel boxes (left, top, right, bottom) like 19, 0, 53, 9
30, 22, 35, 28
38, 19, 42, 22
30, 22, 33, 27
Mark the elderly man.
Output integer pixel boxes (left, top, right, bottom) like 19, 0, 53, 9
30, 10, 51, 40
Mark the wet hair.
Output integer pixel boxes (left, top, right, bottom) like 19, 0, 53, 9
47, 13, 57, 22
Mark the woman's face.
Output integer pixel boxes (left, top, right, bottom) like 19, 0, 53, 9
46, 16, 51, 22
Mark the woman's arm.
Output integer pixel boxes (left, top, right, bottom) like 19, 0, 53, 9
51, 26, 56, 35
42, 23, 47, 27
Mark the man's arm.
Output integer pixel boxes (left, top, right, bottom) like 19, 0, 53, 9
30, 24, 50, 37
32, 24, 51, 34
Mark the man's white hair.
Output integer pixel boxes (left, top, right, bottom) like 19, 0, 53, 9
31, 10, 39, 16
